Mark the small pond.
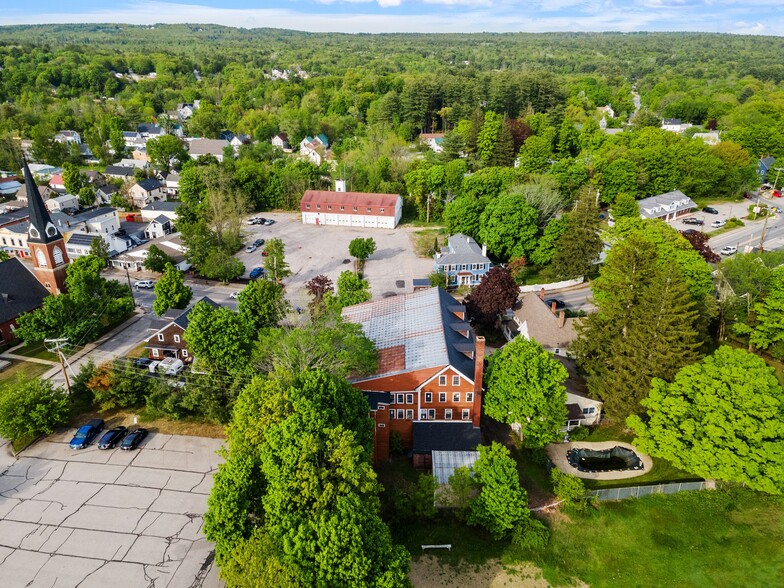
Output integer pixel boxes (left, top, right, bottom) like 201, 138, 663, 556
567, 446, 644, 473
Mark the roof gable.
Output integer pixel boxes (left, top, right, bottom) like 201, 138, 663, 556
0, 257, 49, 323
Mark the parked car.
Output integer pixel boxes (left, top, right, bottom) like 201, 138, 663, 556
132, 357, 154, 369
229, 291, 240, 299
135, 280, 154, 289
703, 206, 719, 214
249, 267, 265, 279
761, 183, 772, 190
98, 426, 127, 449
120, 428, 149, 451
264, 219, 275, 226
253, 238, 265, 247
721, 245, 738, 256
682, 217, 704, 225
157, 357, 185, 376
69, 419, 105, 449
544, 298, 566, 310
246, 217, 261, 225
244, 244, 257, 253
711, 220, 726, 228
261, 250, 269, 257
115, 228, 127, 236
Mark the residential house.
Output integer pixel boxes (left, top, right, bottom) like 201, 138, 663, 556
26, 164, 59, 181
144, 215, 172, 239
759, 156, 776, 181
693, 131, 721, 146
272, 133, 292, 152
140, 201, 181, 223
661, 118, 692, 134
64, 233, 103, 258
123, 131, 145, 150
48, 174, 66, 192
138, 123, 166, 142
597, 105, 615, 118
104, 165, 136, 181
564, 391, 602, 432
175, 102, 197, 120
189, 138, 231, 162
637, 189, 697, 221
0, 221, 31, 258
146, 296, 220, 363
96, 184, 119, 204
501, 291, 580, 357
0, 174, 21, 196
230, 133, 251, 154
299, 134, 329, 165
111, 234, 189, 272
118, 158, 148, 170
163, 171, 180, 196
420, 133, 445, 153
129, 179, 166, 209
79, 144, 99, 164
434, 234, 492, 288
45, 194, 79, 213
301, 183, 403, 229
54, 207, 128, 255
342, 287, 485, 466
15, 183, 56, 205
0, 257, 50, 344
54, 130, 81, 145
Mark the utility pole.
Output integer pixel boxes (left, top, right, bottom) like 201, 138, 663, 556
772, 167, 783, 191
758, 213, 770, 254
44, 338, 73, 395
125, 266, 137, 307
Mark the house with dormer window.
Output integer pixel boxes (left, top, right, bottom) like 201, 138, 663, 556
636, 190, 696, 222
434, 234, 492, 287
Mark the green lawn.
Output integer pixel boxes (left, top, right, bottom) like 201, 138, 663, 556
532, 488, 784, 588
0, 361, 51, 390
11, 342, 57, 362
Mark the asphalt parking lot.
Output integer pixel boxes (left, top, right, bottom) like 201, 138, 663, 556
0, 431, 224, 588
239, 212, 435, 308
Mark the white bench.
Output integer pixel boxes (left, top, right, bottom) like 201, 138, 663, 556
421, 544, 452, 552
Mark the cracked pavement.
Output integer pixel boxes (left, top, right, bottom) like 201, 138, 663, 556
0, 433, 225, 588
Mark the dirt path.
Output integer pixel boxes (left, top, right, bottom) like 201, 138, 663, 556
409, 556, 556, 587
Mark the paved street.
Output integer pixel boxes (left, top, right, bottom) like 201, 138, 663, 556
0, 432, 223, 588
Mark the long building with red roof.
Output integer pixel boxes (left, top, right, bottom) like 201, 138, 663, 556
300, 184, 403, 229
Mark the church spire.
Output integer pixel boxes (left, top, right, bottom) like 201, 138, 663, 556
22, 159, 61, 244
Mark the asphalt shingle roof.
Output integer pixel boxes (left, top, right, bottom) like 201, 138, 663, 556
412, 422, 482, 453
0, 258, 49, 324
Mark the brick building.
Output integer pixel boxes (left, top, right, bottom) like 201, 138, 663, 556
300, 182, 403, 229
342, 287, 485, 466
0, 257, 49, 344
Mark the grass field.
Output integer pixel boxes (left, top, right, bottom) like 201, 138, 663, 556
10, 342, 57, 362
0, 360, 50, 389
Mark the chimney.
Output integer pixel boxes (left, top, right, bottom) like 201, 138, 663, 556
335, 179, 346, 192
559, 310, 566, 328
539, 288, 545, 301
482, 243, 487, 257
472, 335, 485, 428
1, 293, 8, 304
551, 301, 557, 314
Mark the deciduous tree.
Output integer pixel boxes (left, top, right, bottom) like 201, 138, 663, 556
479, 193, 539, 261
143, 244, 175, 272
153, 263, 193, 316
237, 279, 288, 331
184, 301, 255, 374
465, 266, 518, 329
0, 377, 69, 442
146, 134, 189, 173
335, 270, 371, 308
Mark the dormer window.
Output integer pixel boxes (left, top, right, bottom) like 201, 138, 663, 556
46, 225, 58, 238
29, 226, 40, 239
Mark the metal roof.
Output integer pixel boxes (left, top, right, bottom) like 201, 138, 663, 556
300, 190, 400, 217
342, 287, 477, 381
431, 450, 480, 485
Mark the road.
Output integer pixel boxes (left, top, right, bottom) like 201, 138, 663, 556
131, 279, 239, 312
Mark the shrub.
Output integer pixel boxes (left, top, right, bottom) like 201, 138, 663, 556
511, 517, 551, 551
551, 468, 587, 509
389, 431, 405, 456
0, 377, 70, 442
568, 426, 590, 442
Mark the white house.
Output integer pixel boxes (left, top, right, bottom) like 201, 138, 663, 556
123, 132, 145, 150
300, 183, 403, 229
501, 291, 580, 358
45, 194, 79, 213
230, 134, 251, 154
163, 171, 180, 196
564, 392, 603, 431
48, 174, 66, 192
141, 201, 181, 223
272, 133, 291, 151
144, 215, 173, 240
54, 130, 81, 145
637, 190, 697, 222
661, 118, 693, 134
129, 179, 166, 209
299, 134, 329, 165
420, 133, 445, 153
597, 104, 615, 119
693, 132, 721, 146
189, 138, 230, 162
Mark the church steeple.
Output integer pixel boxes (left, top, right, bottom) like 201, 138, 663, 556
23, 159, 62, 244
22, 159, 69, 295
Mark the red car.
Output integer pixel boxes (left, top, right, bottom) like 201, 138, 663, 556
773, 190, 781, 198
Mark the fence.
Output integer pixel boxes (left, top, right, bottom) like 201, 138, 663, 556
518, 277, 584, 293
586, 480, 708, 502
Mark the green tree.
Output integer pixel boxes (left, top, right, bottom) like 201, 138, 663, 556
529, 218, 567, 266
88, 360, 150, 410
549, 191, 603, 280
237, 279, 288, 331
201, 249, 245, 283
628, 347, 784, 494
348, 237, 377, 272
305, 274, 334, 320
335, 270, 371, 308
611, 192, 640, 219
184, 301, 255, 374
143, 244, 175, 272
218, 529, 302, 588
741, 266, 784, 354
89, 237, 110, 262
468, 442, 529, 539
146, 134, 188, 173
443, 196, 488, 241
78, 186, 95, 207
62, 162, 88, 195
0, 377, 69, 442
263, 238, 291, 282
550, 469, 586, 509
517, 134, 554, 174
479, 192, 540, 261
428, 270, 447, 289
153, 263, 193, 316
485, 337, 568, 447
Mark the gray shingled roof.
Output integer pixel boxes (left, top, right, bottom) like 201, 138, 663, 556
172, 296, 221, 330
105, 165, 135, 177
136, 178, 163, 192
412, 422, 482, 453
435, 234, 490, 266
0, 258, 49, 324
637, 190, 696, 220
341, 287, 477, 381
142, 201, 181, 212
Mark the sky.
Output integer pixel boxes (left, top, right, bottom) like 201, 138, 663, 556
3, 1, 784, 35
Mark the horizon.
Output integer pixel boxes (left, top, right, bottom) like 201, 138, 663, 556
5, 1, 784, 36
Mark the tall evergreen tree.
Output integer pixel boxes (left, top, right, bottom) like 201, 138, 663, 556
549, 191, 603, 280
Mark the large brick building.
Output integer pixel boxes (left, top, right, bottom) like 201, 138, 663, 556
342, 287, 485, 466
300, 182, 403, 229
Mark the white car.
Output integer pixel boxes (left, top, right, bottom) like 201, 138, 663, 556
720, 246, 737, 256
246, 217, 260, 225
135, 280, 154, 289
245, 245, 257, 253
711, 220, 726, 229
229, 291, 240, 299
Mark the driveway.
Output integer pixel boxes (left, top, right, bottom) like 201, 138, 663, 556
240, 212, 435, 308
0, 431, 224, 588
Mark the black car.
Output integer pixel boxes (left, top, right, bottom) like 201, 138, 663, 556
120, 428, 149, 450
114, 228, 127, 236
682, 217, 704, 225
69, 419, 105, 449
98, 426, 127, 449
133, 357, 154, 369
703, 206, 719, 214
544, 298, 566, 310
253, 238, 265, 248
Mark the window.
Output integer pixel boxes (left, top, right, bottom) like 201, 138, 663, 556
305, 204, 310, 209
182, 350, 188, 358
462, 409, 470, 421
380, 208, 385, 213
438, 375, 447, 386
439, 392, 446, 403
1, 238, 5, 245
366, 207, 371, 212
466, 392, 474, 403
445, 409, 452, 420
399, 409, 405, 419
152, 349, 159, 357
174, 334, 181, 343
316, 205, 321, 210
583, 407, 596, 415
378, 423, 385, 428
353, 207, 357, 212
405, 409, 413, 420
420, 410, 428, 420
425, 392, 432, 403
157, 333, 164, 342
396, 393, 405, 404
390, 410, 396, 420
406, 394, 414, 404
428, 409, 435, 420
35, 249, 47, 267
340, 206, 345, 211
44, 282, 51, 290
452, 375, 460, 386
452, 392, 460, 403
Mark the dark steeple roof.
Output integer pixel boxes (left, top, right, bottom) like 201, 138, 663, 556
22, 160, 62, 245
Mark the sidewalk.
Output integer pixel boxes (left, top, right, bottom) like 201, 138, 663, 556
0, 352, 57, 366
